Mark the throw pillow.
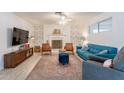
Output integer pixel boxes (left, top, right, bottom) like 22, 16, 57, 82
103, 59, 112, 67
98, 50, 108, 55
81, 46, 89, 51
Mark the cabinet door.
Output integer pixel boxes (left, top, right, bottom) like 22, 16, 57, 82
14, 51, 26, 66
29, 48, 33, 55
20, 51, 26, 61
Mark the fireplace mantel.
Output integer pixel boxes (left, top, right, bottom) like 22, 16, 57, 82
49, 35, 65, 38
48, 35, 66, 40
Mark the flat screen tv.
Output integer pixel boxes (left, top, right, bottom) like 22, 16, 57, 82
12, 27, 29, 46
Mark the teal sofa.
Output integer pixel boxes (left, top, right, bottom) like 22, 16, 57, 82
76, 44, 118, 61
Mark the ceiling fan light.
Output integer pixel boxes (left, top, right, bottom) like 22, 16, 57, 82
62, 21, 66, 24
59, 20, 66, 25
59, 21, 62, 24
61, 15, 66, 20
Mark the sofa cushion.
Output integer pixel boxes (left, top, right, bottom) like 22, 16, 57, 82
89, 55, 108, 63
77, 49, 85, 54
113, 47, 124, 71
82, 51, 94, 59
88, 44, 117, 54
88, 48, 100, 54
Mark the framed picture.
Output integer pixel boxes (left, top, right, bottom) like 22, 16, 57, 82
53, 29, 61, 35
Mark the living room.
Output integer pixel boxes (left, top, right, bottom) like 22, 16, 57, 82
1, 0, 124, 93
1, 12, 124, 80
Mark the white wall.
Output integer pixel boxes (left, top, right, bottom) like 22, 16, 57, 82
33, 25, 44, 46
43, 24, 71, 45
0, 12, 34, 70
70, 24, 84, 46
87, 12, 124, 49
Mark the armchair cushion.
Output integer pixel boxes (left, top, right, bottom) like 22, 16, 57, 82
113, 47, 124, 72
64, 43, 73, 51
88, 60, 103, 66
113, 47, 124, 64
113, 59, 124, 72
41, 43, 52, 54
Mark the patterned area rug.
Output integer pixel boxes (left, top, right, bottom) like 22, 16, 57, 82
26, 54, 82, 80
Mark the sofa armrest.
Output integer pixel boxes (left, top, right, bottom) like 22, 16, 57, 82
83, 62, 124, 80
76, 46, 82, 50
96, 54, 116, 59
89, 55, 108, 63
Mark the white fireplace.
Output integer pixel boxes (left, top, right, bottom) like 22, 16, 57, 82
48, 35, 66, 49
43, 25, 71, 52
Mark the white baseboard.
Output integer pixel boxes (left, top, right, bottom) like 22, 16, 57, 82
0, 66, 4, 70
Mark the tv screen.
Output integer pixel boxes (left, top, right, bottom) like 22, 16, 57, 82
12, 27, 29, 46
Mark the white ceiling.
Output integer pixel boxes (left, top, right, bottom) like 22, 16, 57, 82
14, 12, 102, 25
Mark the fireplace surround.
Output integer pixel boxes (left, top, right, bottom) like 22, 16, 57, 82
52, 40, 62, 49
48, 35, 65, 49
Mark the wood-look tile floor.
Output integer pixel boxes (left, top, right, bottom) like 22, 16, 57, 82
0, 53, 41, 80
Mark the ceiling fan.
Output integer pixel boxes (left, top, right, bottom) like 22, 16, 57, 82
55, 12, 72, 24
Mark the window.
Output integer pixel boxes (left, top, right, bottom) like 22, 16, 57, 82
89, 18, 112, 34
89, 24, 98, 34
99, 18, 112, 32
